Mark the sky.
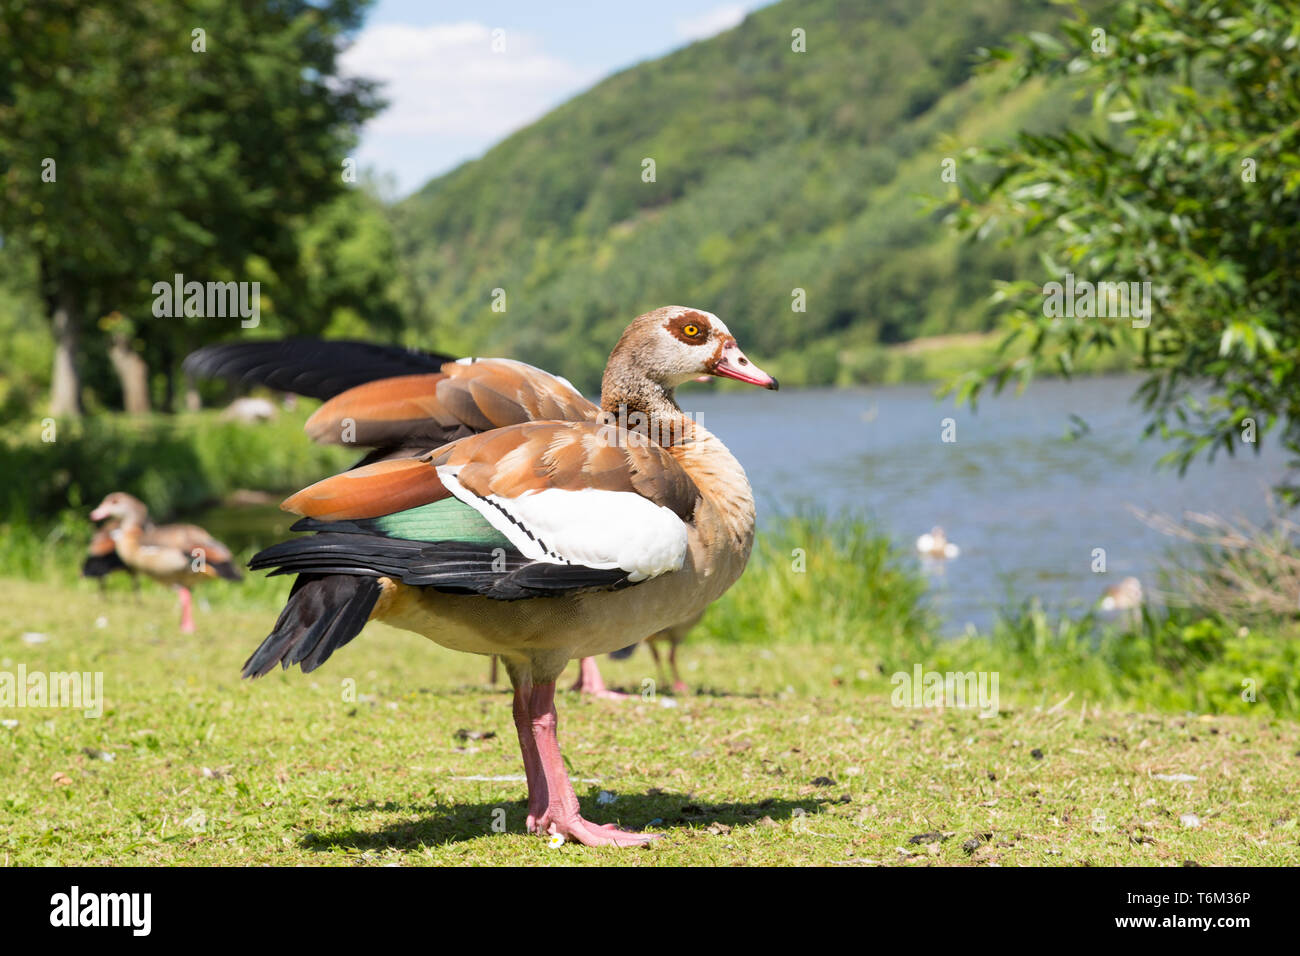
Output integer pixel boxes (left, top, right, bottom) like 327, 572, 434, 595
341, 0, 772, 197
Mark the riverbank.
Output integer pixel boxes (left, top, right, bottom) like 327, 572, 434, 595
781, 330, 1138, 387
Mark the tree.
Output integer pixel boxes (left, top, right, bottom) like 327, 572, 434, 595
948, 0, 1300, 491
0, 1, 382, 415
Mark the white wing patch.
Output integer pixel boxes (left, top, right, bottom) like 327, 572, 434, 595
438, 467, 687, 582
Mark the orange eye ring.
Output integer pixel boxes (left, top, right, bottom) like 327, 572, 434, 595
683, 324, 700, 337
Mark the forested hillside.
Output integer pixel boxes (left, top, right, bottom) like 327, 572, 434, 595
395, 0, 1087, 389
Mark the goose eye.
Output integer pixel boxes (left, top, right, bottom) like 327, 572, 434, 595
683, 324, 700, 337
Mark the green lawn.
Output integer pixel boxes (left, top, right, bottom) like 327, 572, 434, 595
2, 577, 1297, 866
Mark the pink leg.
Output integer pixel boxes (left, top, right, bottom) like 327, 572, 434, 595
511, 682, 548, 831
569, 656, 635, 700
527, 681, 659, 847
178, 586, 195, 634
669, 642, 689, 695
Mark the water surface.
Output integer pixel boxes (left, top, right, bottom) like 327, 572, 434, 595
685, 375, 1287, 631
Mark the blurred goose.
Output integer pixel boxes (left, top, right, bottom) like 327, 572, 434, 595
88, 493, 242, 632
186, 306, 777, 846
1100, 576, 1143, 612
916, 526, 959, 560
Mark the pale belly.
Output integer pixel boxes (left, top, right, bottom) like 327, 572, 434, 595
370, 543, 744, 682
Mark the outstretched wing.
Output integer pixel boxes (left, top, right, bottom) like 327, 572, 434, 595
184, 337, 600, 456
302, 358, 599, 450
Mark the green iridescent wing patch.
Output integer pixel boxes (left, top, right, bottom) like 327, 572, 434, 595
293, 497, 512, 548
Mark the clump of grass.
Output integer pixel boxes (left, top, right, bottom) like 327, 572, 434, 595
703, 513, 937, 655
1138, 506, 1300, 621
932, 598, 1300, 717
708, 514, 1300, 717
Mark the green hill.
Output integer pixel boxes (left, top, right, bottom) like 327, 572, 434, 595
394, 0, 1086, 390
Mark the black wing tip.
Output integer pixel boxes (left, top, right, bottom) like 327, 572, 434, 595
252, 530, 636, 600
184, 339, 455, 381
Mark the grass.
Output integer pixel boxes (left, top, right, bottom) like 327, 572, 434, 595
2, 576, 1298, 866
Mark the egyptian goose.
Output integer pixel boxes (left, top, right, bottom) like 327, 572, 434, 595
87, 493, 242, 632
185, 306, 777, 846
187, 330, 708, 703
916, 526, 960, 560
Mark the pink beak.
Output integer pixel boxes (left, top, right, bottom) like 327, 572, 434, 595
90, 505, 111, 521
712, 340, 779, 390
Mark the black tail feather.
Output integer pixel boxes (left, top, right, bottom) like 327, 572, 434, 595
82, 553, 129, 578
212, 560, 243, 582
242, 574, 380, 678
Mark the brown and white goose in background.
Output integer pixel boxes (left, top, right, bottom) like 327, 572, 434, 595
88, 493, 242, 632
185, 306, 777, 846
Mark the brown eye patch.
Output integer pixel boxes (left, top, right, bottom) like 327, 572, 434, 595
667, 312, 710, 345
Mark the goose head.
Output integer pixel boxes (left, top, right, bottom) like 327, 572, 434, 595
601, 306, 778, 410
90, 491, 149, 527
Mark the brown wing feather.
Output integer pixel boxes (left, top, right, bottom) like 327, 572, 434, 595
445, 360, 596, 426
303, 359, 599, 449
282, 457, 452, 520
282, 421, 699, 524
431, 421, 699, 520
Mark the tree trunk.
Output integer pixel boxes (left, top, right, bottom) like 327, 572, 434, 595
48, 284, 83, 418
183, 371, 202, 412
108, 330, 152, 414
161, 340, 175, 413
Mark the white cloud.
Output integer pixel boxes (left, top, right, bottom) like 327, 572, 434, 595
675, 4, 746, 42
341, 22, 592, 137
339, 22, 597, 193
